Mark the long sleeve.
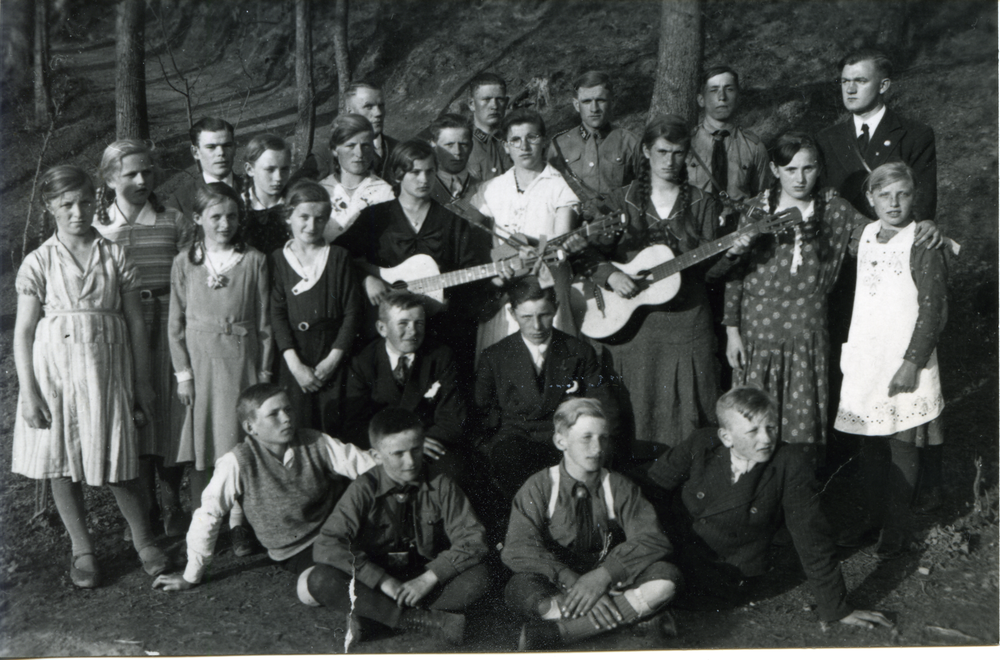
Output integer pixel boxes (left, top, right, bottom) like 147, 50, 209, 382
424, 477, 488, 583
905, 244, 948, 368
183, 453, 242, 583
501, 473, 576, 585
331, 248, 364, 352
270, 256, 296, 354
600, 477, 674, 586
253, 254, 274, 373
781, 447, 851, 622
907, 125, 937, 221
320, 433, 377, 478
167, 256, 192, 374
313, 477, 387, 589
426, 355, 466, 447
647, 430, 698, 492
342, 356, 377, 447
472, 351, 501, 439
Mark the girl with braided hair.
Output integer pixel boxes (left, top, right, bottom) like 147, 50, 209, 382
586, 115, 747, 459
723, 132, 940, 461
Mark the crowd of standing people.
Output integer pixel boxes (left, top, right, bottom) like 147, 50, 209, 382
12, 46, 956, 649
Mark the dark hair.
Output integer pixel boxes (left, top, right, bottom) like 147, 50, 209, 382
573, 70, 613, 95
716, 386, 778, 428
40, 165, 96, 237
634, 115, 699, 246
838, 48, 893, 80
468, 72, 506, 98
189, 117, 235, 147
378, 290, 426, 323
428, 113, 472, 142
765, 132, 829, 261
283, 180, 332, 220
386, 139, 436, 193
244, 134, 290, 168
94, 140, 165, 224
507, 275, 558, 310
343, 80, 382, 103
187, 182, 246, 264
501, 108, 546, 141
237, 383, 288, 428
328, 114, 375, 177
700, 65, 740, 92
369, 407, 423, 448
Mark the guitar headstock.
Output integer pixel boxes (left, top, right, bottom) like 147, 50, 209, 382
754, 207, 807, 237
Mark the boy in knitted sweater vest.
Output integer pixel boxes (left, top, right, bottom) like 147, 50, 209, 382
153, 384, 375, 594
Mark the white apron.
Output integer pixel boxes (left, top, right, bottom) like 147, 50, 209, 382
834, 222, 944, 436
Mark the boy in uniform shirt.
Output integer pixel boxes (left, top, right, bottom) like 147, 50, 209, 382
466, 72, 513, 181
502, 398, 681, 650
548, 71, 640, 203
152, 384, 375, 593
306, 407, 489, 646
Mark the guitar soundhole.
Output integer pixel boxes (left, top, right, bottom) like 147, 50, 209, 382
391, 281, 408, 290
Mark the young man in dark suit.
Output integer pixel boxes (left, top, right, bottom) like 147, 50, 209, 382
166, 117, 244, 227
475, 277, 615, 501
341, 292, 466, 476
646, 386, 893, 631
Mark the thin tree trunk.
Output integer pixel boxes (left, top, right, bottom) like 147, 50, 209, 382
648, 0, 702, 122
33, 0, 52, 128
294, 0, 316, 165
332, 0, 351, 101
116, 0, 149, 140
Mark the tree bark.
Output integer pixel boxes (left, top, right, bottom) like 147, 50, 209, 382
294, 0, 316, 165
33, 0, 52, 128
332, 0, 351, 102
648, 0, 703, 123
115, 0, 149, 140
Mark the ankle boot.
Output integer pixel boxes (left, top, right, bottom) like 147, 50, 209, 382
397, 609, 465, 645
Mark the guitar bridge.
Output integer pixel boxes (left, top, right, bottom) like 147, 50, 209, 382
592, 283, 606, 316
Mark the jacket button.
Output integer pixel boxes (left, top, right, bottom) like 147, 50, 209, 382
750, 507, 758, 514
696, 491, 705, 499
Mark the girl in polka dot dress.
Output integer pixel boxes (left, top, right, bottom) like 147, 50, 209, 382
722, 133, 939, 461
834, 163, 952, 558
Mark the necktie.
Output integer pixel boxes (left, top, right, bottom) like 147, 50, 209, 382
573, 483, 596, 552
857, 123, 870, 154
711, 130, 730, 194
393, 355, 410, 386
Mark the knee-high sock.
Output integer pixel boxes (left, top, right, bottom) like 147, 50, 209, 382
50, 478, 94, 557
621, 579, 676, 618
109, 479, 156, 552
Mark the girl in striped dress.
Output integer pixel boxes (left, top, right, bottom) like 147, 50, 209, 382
96, 140, 188, 537
13, 165, 169, 588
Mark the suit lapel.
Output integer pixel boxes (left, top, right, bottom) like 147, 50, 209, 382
510, 337, 544, 406
867, 107, 904, 167
374, 340, 404, 405
697, 445, 774, 518
398, 352, 428, 409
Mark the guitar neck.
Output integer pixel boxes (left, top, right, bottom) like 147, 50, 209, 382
645, 229, 745, 282
406, 261, 504, 294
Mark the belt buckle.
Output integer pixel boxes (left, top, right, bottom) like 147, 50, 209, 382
139, 289, 153, 301
297, 321, 310, 332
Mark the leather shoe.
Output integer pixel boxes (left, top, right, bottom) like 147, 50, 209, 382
70, 553, 101, 589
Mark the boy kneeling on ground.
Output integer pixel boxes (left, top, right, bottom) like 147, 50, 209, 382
304, 407, 489, 646
153, 384, 375, 592
502, 397, 681, 650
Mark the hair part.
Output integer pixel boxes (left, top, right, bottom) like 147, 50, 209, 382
284, 179, 332, 220
327, 114, 375, 177
507, 275, 558, 311
187, 182, 246, 264
429, 113, 472, 142
189, 117, 235, 147
838, 48, 894, 80
244, 133, 291, 169
866, 161, 915, 193
237, 383, 288, 428
553, 397, 607, 439
369, 407, 423, 449
501, 108, 546, 141
573, 70, 613, 95
378, 290, 426, 323
386, 139, 436, 193
468, 72, 506, 98
716, 386, 779, 430
39, 165, 96, 225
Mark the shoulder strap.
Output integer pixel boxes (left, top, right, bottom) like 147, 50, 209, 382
547, 465, 561, 518
546, 465, 616, 521
601, 470, 616, 521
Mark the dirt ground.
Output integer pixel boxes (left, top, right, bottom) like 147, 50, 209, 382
0, 0, 997, 655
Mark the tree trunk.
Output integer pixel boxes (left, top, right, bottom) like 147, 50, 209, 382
33, 0, 52, 128
293, 0, 316, 165
648, 0, 703, 123
115, 0, 149, 140
332, 0, 351, 102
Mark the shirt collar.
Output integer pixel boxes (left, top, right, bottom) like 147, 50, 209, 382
558, 460, 601, 491
579, 123, 612, 141
853, 104, 887, 137
106, 200, 158, 228
473, 127, 499, 143
729, 449, 757, 484
436, 170, 470, 195
203, 171, 235, 188
374, 464, 429, 496
521, 334, 551, 360
384, 340, 415, 371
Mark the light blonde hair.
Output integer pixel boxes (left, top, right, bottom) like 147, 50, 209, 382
553, 397, 606, 440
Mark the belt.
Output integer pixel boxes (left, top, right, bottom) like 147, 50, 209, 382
46, 308, 120, 317
187, 319, 254, 336
295, 318, 340, 332
139, 286, 171, 301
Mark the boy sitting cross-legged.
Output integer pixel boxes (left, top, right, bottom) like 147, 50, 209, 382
153, 383, 376, 593
304, 407, 490, 646
502, 398, 681, 650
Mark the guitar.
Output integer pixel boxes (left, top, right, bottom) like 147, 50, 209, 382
378, 209, 630, 303
570, 205, 805, 339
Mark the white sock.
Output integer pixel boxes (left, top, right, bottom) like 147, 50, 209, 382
623, 579, 675, 617
297, 566, 321, 607
540, 597, 562, 620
